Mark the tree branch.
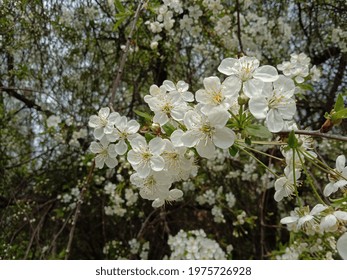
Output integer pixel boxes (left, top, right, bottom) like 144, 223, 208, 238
235, 0, 245, 56
279, 129, 347, 142
109, 0, 145, 111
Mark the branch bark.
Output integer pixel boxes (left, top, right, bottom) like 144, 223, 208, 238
109, 1, 145, 111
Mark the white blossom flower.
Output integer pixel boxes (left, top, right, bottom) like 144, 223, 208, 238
195, 76, 240, 114
280, 204, 327, 234
46, 115, 61, 128
324, 155, 347, 197
106, 116, 140, 155
163, 80, 194, 102
144, 84, 188, 126
274, 167, 301, 202
88, 107, 120, 140
181, 106, 236, 159
90, 136, 118, 169
249, 75, 296, 132
320, 210, 347, 232
337, 232, 347, 260
127, 136, 166, 178
218, 56, 279, 98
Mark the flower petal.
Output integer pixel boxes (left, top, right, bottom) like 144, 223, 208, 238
243, 79, 264, 98
115, 140, 128, 155
88, 115, 102, 128
212, 127, 235, 149
196, 138, 215, 159
336, 155, 346, 172
253, 65, 279, 82
218, 58, 238, 75
337, 232, 347, 260
266, 109, 284, 132
249, 97, 268, 119
99, 107, 110, 119
150, 155, 165, 171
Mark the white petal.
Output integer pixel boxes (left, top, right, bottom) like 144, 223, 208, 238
127, 150, 141, 165
105, 156, 118, 168
207, 109, 230, 127
274, 76, 295, 98
276, 99, 296, 120
274, 190, 284, 202
218, 58, 238, 75
310, 204, 328, 215
323, 182, 338, 197
334, 179, 347, 189
195, 89, 210, 104
336, 155, 346, 172
130, 135, 147, 152
321, 215, 337, 229
181, 130, 200, 147
181, 91, 194, 102
253, 65, 279, 82
127, 120, 140, 134
95, 154, 105, 169
243, 79, 264, 98
222, 76, 242, 97
108, 112, 120, 125
88, 115, 102, 128
93, 127, 104, 140
280, 216, 298, 224
149, 137, 166, 155
334, 211, 347, 221
274, 177, 286, 190
99, 107, 110, 119
212, 127, 235, 149
163, 80, 176, 91
136, 162, 151, 178
249, 97, 268, 119
153, 112, 169, 126
297, 215, 314, 228
171, 129, 185, 147
90, 142, 103, 154
337, 233, 347, 259
168, 189, 183, 200
196, 139, 215, 159
266, 109, 284, 132
115, 140, 128, 155
203, 76, 221, 93
107, 144, 118, 158
150, 155, 165, 171
177, 80, 189, 92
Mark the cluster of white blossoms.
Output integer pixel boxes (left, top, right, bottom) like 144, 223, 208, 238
167, 229, 226, 260
277, 53, 321, 83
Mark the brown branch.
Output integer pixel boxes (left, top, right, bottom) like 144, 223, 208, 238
235, 0, 245, 56
279, 129, 347, 142
64, 160, 95, 260
1, 86, 53, 116
109, 0, 145, 111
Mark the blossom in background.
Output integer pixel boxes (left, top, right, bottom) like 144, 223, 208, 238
46, 115, 61, 128
324, 155, 347, 197
89, 136, 118, 169
218, 56, 279, 98
181, 106, 236, 159
88, 107, 120, 139
127, 136, 166, 178
249, 75, 296, 132
195, 76, 240, 114
274, 167, 301, 202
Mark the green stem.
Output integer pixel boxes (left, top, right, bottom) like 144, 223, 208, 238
297, 149, 326, 205
292, 149, 302, 207
237, 142, 284, 161
237, 144, 279, 178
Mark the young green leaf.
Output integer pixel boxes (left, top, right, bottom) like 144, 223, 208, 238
287, 130, 298, 148
245, 124, 272, 139
334, 94, 345, 112
229, 145, 239, 156
133, 109, 153, 121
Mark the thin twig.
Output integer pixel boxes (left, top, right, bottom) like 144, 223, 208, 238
64, 161, 95, 260
279, 130, 347, 142
109, 0, 145, 111
236, 0, 245, 56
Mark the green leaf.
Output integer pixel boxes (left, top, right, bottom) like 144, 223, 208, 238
229, 145, 239, 156
114, 0, 125, 13
332, 108, 347, 121
287, 130, 298, 148
245, 137, 252, 146
245, 124, 272, 139
113, 13, 127, 30
297, 83, 314, 91
133, 110, 153, 121
334, 94, 345, 112
161, 123, 175, 136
